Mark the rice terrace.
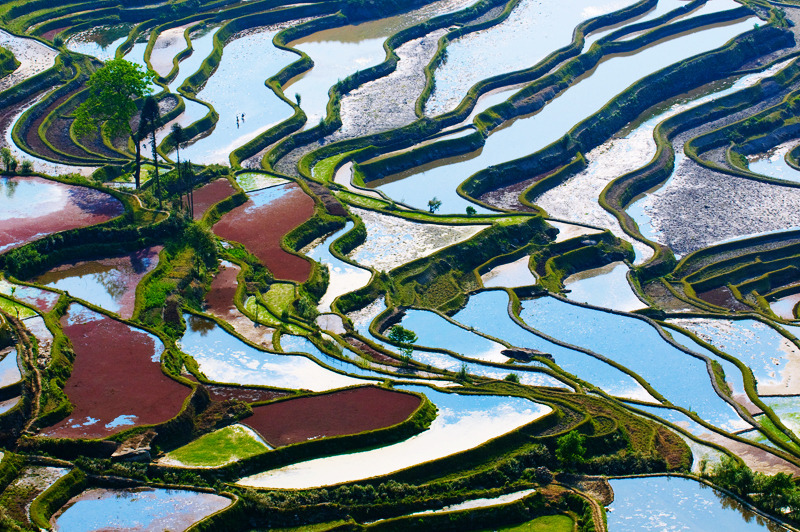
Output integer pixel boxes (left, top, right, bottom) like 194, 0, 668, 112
5, 0, 800, 529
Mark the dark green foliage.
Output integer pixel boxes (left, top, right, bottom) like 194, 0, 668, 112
556, 430, 586, 469
388, 325, 417, 358
708, 457, 800, 521
73, 59, 154, 139
0, 46, 18, 78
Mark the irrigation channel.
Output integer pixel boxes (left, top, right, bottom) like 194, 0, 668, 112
3, 0, 800, 530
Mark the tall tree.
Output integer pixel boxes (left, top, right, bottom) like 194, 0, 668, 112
73, 58, 153, 144
140, 96, 162, 208
170, 123, 187, 211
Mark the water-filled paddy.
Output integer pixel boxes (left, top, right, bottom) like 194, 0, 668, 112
0, 278, 59, 313
748, 141, 800, 184
286, 0, 476, 123
562, 261, 645, 312
65, 25, 131, 61
0, 29, 58, 92
149, 25, 190, 77
176, 27, 296, 165
347, 207, 487, 272
179, 313, 373, 391
520, 296, 749, 431
237, 385, 551, 488
0, 348, 19, 387
607, 476, 782, 531
169, 26, 220, 92
668, 317, 800, 396
771, 292, 800, 321
481, 255, 536, 288
43, 304, 188, 439
34, 246, 162, 319
453, 290, 656, 400
0, 176, 123, 252
425, 0, 638, 115
398, 308, 510, 363
303, 221, 372, 312
372, 17, 760, 213
213, 182, 314, 282
407, 488, 537, 517
52, 487, 232, 531
633, 402, 800, 475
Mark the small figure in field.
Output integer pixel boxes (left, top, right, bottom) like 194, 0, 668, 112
236, 116, 239, 128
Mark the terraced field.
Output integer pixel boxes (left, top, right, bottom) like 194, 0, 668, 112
2, 0, 800, 530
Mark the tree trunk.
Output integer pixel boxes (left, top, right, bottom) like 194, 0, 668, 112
151, 131, 161, 209
134, 138, 141, 190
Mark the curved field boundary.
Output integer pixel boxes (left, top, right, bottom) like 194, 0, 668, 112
601, 56, 800, 282
287, 0, 658, 183
151, 386, 437, 481
461, 9, 785, 202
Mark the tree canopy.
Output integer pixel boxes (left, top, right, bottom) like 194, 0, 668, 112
73, 58, 154, 139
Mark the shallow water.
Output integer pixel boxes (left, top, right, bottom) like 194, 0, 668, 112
626, 58, 795, 251
176, 27, 296, 164
399, 308, 509, 363
0, 278, 59, 312
236, 385, 551, 488
481, 255, 537, 288
374, 18, 759, 213
53, 487, 231, 531
771, 293, 800, 321
168, 26, 220, 92
452, 290, 656, 401
304, 221, 372, 312
150, 25, 190, 77
607, 476, 781, 531
563, 261, 645, 312
520, 296, 748, 431
408, 488, 537, 517
179, 313, 373, 391
668, 317, 800, 396
286, 0, 477, 123
347, 207, 487, 272
0, 349, 19, 387
0, 29, 59, 92
425, 0, 639, 115
748, 141, 800, 184
35, 247, 161, 319
65, 25, 130, 61
0, 176, 123, 252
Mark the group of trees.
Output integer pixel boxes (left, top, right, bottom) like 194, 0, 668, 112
73, 58, 194, 213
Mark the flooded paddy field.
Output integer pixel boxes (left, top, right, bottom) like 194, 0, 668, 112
52, 487, 231, 531
5, 0, 800, 529
0, 176, 123, 252
34, 246, 162, 319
